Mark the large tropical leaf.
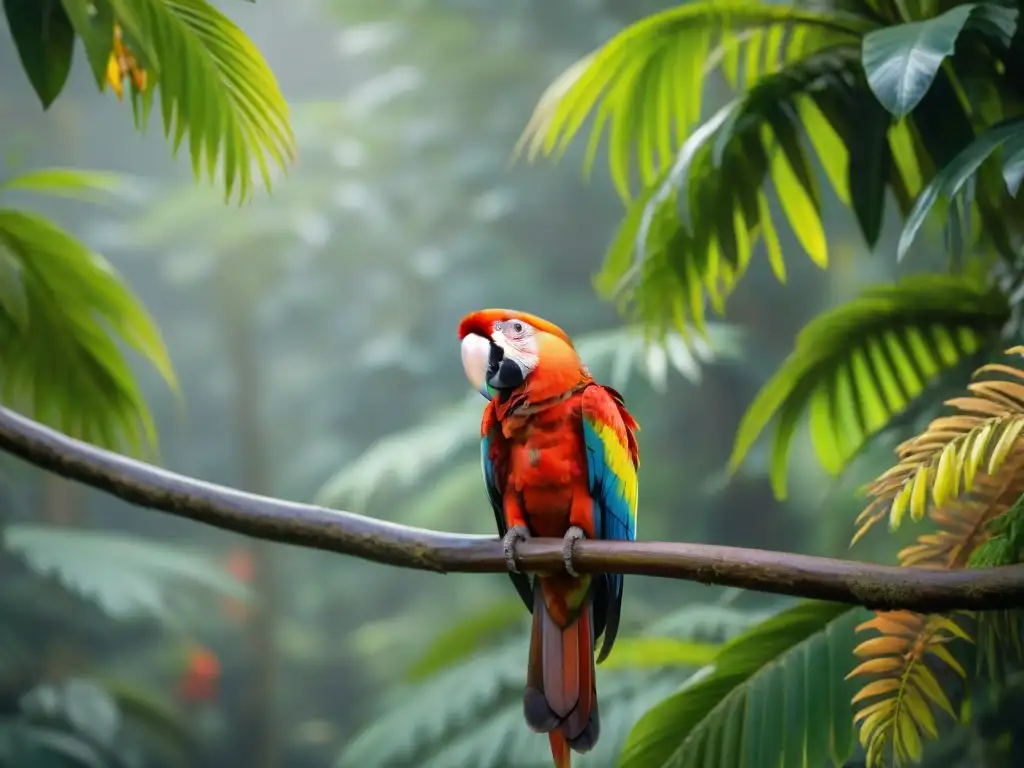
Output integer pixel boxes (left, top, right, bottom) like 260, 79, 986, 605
516, 0, 874, 199
56, 0, 296, 202
315, 323, 741, 508
861, 3, 1018, 119
0, 168, 177, 453
619, 600, 867, 768
729, 274, 1009, 498
5, 525, 252, 625
3, 0, 76, 108
897, 116, 1024, 260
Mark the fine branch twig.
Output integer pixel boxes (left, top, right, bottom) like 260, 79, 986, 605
1, 407, 1022, 613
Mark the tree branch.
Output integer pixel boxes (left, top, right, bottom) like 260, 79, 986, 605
1, 406, 1022, 613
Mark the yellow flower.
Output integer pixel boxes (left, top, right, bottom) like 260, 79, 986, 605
106, 23, 147, 100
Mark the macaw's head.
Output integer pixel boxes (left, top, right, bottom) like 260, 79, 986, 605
458, 309, 584, 402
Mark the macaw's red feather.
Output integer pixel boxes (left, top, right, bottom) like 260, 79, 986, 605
548, 732, 572, 768
525, 578, 599, 766
457, 309, 575, 347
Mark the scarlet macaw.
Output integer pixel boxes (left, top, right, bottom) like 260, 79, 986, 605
459, 309, 639, 768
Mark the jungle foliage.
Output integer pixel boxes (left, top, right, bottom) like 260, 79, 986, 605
0, 0, 294, 455
4, 0, 1024, 765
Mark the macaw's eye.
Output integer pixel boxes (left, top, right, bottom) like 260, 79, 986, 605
512, 321, 524, 333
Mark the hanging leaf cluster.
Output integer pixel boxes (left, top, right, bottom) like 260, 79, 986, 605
0, 169, 177, 452
3, 0, 296, 202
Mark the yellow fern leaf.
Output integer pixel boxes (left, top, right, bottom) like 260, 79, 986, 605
895, 467, 1024, 568
853, 348, 1024, 541
848, 611, 972, 767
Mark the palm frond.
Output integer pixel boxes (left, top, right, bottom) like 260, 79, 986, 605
730, 274, 1009, 499
515, 0, 873, 199
594, 47, 896, 337
619, 600, 867, 768
0, 169, 177, 453
100, 0, 296, 202
5, 525, 252, 625
848, 611, 972, 767
856, 346, 1024, 537
315, 324, 739, 508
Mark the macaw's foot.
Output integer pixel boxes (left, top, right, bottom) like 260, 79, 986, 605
562, 526, 586, 577
502, 525, 530, 574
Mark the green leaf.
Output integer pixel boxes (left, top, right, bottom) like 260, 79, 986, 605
3, 0, 76, 108
798, 96, 851, 206
0, 205, 177, 453
58, 0, 115, 88
105, 0, 296, 203
767, 117, 827, 267
405, 599, 527, 682
862, 3, 1019, 119
1003, 133, 1024, 197
848, 101, 891, 249
601, 637, 722, 670
6, 525, 252, 622
897, 116, 1024, 261
1, 167, 124, 202
515, 0, 872, 199
619, 601, 866, 768
729, 274, 1009, 498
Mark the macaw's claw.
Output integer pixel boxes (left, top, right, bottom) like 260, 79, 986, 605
502, 525, 530, 574
562, 526, 586, 577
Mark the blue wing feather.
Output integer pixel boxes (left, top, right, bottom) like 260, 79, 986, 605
581, 385, 639, 662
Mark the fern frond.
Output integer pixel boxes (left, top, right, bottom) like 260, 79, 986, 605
894, 468, 1024, 568
5, 525, 252, 623
849, 611, 973, 767
856, 347, 1024, 538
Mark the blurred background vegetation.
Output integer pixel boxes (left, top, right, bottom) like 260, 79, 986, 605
2, 0, 1024, 766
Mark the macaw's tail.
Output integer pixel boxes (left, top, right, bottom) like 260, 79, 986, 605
523, 577, 600, 768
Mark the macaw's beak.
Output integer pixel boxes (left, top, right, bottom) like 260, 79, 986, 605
461, 334, 526, 400
462, 334, 495, 400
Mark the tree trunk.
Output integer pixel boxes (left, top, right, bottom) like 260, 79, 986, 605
219, 269, 280, 768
